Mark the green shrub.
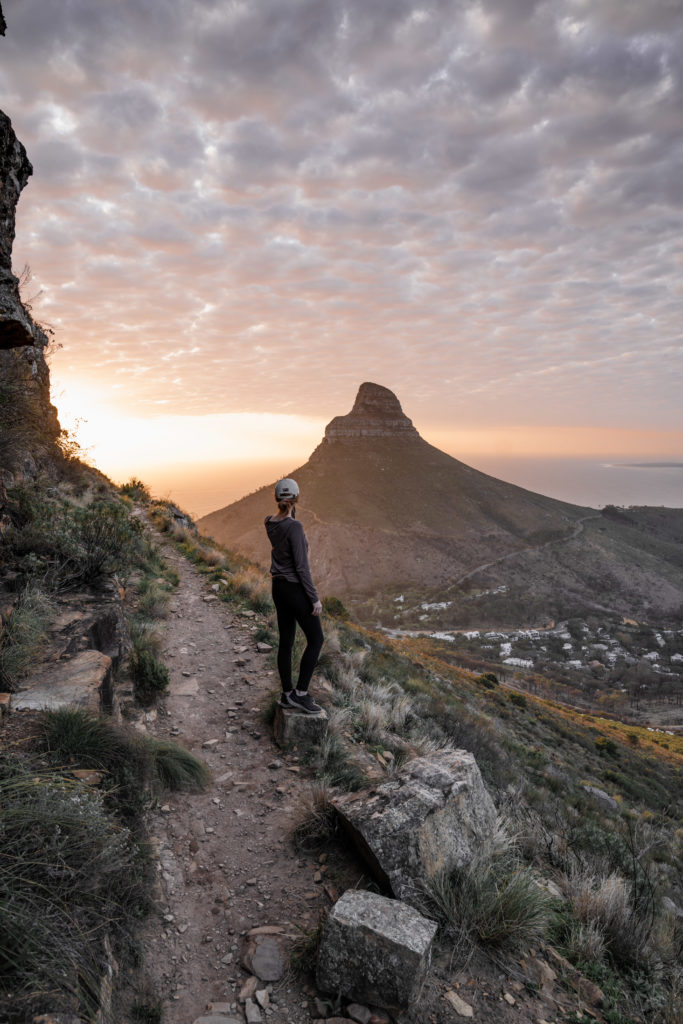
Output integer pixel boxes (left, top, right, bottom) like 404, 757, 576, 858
476, 672, 499, 689
131, 647, 170, 706
6, 493, 144, 587
322, 596, 350, 620
596, 736, 619, 758
146, 739, 210, 791
0, 764, 146, 1021
427, 846, 552, 956
0, 585, 53, 688
119, 478, 151, 503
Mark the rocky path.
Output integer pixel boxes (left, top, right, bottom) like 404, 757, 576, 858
137, 541, 336, 1024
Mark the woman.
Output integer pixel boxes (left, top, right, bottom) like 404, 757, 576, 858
265, 477, 324, 714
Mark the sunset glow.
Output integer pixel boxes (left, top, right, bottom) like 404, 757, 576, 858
3, 0, 682, 507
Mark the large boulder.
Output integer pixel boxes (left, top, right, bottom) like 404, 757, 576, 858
316, 890, 437, 1011
332, 749, 497, 903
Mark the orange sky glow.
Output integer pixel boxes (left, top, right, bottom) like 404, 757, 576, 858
3, 0, 682, 514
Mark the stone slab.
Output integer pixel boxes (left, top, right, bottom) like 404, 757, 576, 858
316, 889, 437, 1011
13, 650, 114, 713
273, 704, 328, 751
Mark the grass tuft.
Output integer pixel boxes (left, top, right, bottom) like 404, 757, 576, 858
291, 781, 337, 850
131, 646, 170, 707
426, 842, 553, 958
146, 739, 211, 791
0, 585, 53, 689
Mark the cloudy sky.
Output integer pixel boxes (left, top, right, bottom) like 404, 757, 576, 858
2, 0, 682, 501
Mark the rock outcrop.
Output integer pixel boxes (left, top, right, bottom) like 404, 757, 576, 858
0, 93, 61, 472
324, 382, 420, 442
316, 890, 437, 1011
332, 749, 497, 904
0, 111, 48, 351
13, 650, 116, 714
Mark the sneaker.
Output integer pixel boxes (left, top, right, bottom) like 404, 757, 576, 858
289, 691, 323, 715
279, 690, 296, 708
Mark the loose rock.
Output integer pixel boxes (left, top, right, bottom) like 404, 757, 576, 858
316, 890, 437, 1011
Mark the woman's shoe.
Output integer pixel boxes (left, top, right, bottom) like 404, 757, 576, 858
289, 692, 323, 714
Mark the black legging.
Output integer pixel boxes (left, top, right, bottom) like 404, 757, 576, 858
272, 577, 324, 692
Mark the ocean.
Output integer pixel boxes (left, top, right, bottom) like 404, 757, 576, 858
143, 456, 683, 520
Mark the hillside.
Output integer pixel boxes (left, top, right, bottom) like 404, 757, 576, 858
199, 383, 588, 591
199, 383, 683, 625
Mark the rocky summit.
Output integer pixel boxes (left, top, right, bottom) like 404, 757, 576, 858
324, 382, 419, 442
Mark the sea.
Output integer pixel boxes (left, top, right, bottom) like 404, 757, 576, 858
143, 456, 683, 520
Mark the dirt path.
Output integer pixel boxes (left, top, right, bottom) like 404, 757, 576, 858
137, 540, 332, 1024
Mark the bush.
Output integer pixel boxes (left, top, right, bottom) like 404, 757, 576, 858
0, 585, 53, 689
595, 736, 619, 758
131, 647, 170, 707
6, 492, 144, 587
146, 739, 210, 791
476, 672, 499, 689
119, 478, 151, 503
0, 763, 146, 1021
322, 596, 350, 620
426, 843, 553, 957
508, 691, 528, 709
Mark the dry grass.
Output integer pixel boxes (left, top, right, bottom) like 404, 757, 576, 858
290, 781, 337, 850
0, 585, 53, 689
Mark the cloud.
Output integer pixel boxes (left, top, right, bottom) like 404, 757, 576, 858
1, 0, 681, 447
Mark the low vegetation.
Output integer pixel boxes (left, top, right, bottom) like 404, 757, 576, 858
0, 471, 190, 1020
0, 584, 53, 689
0, 707, 208, 1021
4, 483, 145, 588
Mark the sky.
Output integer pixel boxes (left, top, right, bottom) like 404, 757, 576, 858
2, 0, 683, 505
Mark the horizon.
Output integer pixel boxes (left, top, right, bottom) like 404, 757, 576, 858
2, 0, 682, 482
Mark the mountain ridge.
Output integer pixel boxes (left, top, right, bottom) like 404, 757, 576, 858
199, 382, 592, 599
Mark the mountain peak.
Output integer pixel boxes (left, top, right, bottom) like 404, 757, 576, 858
324, 382, 420, 442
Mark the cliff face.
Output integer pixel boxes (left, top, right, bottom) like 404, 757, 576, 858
0, 111, 49, 352
0, 103, 60, 472
324, 382, 419, 442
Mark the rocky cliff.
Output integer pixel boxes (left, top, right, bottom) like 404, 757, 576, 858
0, 23, 60, 475
0, 111, 48, 353
324, 382, 419, 442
